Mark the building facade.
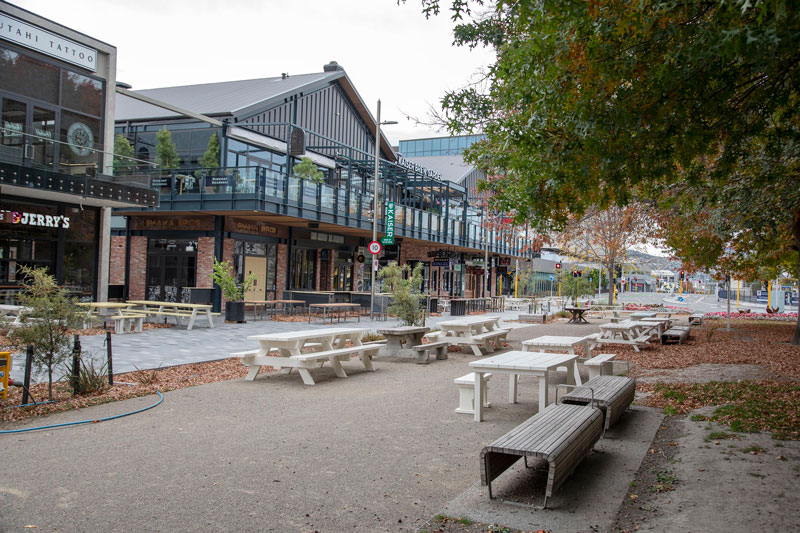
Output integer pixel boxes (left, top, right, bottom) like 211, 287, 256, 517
0, 1, 157, 303
110, 64, 534, 309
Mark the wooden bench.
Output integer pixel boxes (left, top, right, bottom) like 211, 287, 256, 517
480, 403, 603, 508
688, 313, 704, 325
661, 327, 690, 345
583, 353, 617, 380
560, 375, 636, 432
454, 372, 491, 414
412, 341, 449, 363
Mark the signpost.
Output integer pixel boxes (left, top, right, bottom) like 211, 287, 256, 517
380, 201, 395, 245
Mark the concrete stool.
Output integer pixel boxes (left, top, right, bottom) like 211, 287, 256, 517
454, 372, 492, 414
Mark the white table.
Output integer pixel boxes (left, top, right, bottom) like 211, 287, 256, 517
245, 327, 371, 384
469, 351, 581, 422
376, 326, 430, 358
521, 335, 594, 358
640, 317, 672, 335
435, 316, 505, 356
593, 321, 657, 352
0, 304, 27, 333
630, 312, 657, 319
127, 300, 215, 330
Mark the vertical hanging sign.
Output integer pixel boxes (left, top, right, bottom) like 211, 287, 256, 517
380, 201, 395, 245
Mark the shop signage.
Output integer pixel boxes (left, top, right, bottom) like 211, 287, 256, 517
205, 175, 232, 187
498, 257, 511, 266
289, 129, 305, 156
495, 266, 508, 274
225, 218, 283, 237
66, 122, 94, 156
0, 13, 98, 71
432, 260, 449, 267
0, 209, 70, 228
151, 176, 171, 188
397, 156, 443, 181
131, 216, 214, 231
381, 201, 395, 245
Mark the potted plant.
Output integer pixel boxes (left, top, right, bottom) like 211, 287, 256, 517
210, 258, 256, 323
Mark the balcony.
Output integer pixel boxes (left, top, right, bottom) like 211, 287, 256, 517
0, 127, 158, 208
115, 166, 534, 258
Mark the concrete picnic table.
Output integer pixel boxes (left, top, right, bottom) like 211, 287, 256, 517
376, 326, 430, 358
564, 306, 590, 324
521, 334, 595, 359
469, 350, 582, 421
126, 300, 215, 331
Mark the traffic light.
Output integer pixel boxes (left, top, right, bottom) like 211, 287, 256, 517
680, 270, 685, 280
577, 270, 583, 277
555, 262, 562, 270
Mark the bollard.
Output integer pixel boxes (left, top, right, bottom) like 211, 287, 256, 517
22, 345, 33, 405
106, 331, 113, 386
71, 334, 81, 395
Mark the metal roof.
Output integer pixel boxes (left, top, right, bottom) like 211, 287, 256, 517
115, 72, 338, 121
403, 155, 475, 184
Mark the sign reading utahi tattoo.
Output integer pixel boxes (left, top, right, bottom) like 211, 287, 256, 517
0, 13, 97, 72
0, 209, 70, 228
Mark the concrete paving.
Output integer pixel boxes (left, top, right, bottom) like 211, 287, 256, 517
1, 323, 660, 532
9, 310, 536, 383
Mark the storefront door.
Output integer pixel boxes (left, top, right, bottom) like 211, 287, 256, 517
146, 240, 197, 302
1, 95, 56, 170
243, 256, 266, 301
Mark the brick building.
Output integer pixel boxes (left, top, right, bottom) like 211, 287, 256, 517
110, 62, 534, 310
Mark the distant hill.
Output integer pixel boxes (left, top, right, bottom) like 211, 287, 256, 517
626, 249, 681, 274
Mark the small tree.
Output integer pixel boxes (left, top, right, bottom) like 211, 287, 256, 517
113, 133, 136, 173
198, 132, 220, 169
155, 126, 181, 169
7, 266, 83, 400
293, 156, 324, 183
379, 262, 426, 326
210, 258, 255, 302
560, 275, 596, 306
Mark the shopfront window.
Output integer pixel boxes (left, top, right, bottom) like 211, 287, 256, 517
146, 239, 197, 302
61, 71, 102, 116
60, 110, 100, 175
333, 255, 353, 291
0, 47, 59, 105
290, 248, 316, 290
233, 240, 278, 301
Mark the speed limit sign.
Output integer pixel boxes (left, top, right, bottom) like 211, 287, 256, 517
368, 241, 382, 255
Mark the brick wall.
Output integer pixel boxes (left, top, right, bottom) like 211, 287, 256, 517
196, 237, 215, 289
276, 244, 288, 298
109, 236, 127, 285
129, 236, 148, 300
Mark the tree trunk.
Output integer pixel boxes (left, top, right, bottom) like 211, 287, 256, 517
607, 265, 615, 305
793, 216, 800, 346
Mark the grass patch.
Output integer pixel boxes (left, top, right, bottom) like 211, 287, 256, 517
456, 518, 473, 525
651, 469, 677, 492
742, 445, 766, 454
706, 431, 739, 441
644, 381, 800, 440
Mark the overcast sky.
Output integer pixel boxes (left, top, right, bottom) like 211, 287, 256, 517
11, 0, 495, 145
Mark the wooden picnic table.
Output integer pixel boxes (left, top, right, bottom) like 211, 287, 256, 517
308, 303, 361, 324
78, 302, 135, 318
564, 306, 589, 324
243, 327, 373, 385
376, 326, 430, 358
244, 299, 306, 320
469, 351, 582, 422
126, 300, 215, 331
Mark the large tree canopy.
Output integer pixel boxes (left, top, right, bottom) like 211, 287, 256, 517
412, 0, 800, 342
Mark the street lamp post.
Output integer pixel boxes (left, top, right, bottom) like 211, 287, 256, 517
369, 99, 397, 320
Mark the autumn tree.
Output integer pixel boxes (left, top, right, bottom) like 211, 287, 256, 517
409, 0, 800, 343
558, 205, 653, 305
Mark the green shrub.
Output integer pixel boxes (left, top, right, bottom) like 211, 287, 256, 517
379, 262, 426, 326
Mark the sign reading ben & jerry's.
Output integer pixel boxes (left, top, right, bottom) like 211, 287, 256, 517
0, 209, 70, 228
225, 218, 287, 238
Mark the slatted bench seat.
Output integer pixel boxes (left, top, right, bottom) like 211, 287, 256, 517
583, 353, 616, 380
688, 313, 704, 325
454, 372, 491, 414
661, 327, 690, 345
560, 375, 636, 432
480, 403, 603, 508
412, 341, 449, 363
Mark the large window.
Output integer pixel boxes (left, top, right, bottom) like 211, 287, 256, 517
145, 239, 197, 302
290, 248, 316, 290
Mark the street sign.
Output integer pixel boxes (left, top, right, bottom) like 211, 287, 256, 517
368, 241, 382, 255
380, 201, 395, 245
549, 275, 554, 281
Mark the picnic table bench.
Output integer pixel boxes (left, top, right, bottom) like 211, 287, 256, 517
560, 375, 636, 432
126, 300, 216, 330
589, 321, 657, 352
661, 326, 690, 345
241, 327, 376, 385
480, 403, 603, 507
689, 313, 704, 325
432, 316, 509, 356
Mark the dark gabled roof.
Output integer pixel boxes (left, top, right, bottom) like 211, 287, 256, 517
114, 66, 396, 159
115, 71, 339, 121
